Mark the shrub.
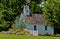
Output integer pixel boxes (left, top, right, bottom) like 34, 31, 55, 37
43, 32, 51, 36
52, 34, 60, 37
0, 26, 9, 31
11, 24, 17, 30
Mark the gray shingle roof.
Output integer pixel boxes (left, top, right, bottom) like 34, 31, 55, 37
21, 13, 44, 24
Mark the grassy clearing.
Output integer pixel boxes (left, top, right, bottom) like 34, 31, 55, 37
0, 34, 60, 39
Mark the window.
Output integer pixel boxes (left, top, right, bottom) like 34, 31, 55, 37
26, 10, 29, 16
34, 25, 36, 30
45, 26, 47, 30
26, 10, 28, 13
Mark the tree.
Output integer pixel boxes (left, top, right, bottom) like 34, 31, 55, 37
43, 0, 60, 34
0, 3, 7, 27
31, 0, 42, 4
43, 0, 54, 26
0, 0, 26, 30
29, 1, 42, 14
15, 15, 27, 30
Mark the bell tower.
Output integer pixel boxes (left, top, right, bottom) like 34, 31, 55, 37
23, 4, 30, 16
23, 0, 30, 16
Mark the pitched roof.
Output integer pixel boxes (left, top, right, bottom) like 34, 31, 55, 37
21, 13, 44, 25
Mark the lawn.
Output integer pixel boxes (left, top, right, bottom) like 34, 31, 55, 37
0, 34, 60, 39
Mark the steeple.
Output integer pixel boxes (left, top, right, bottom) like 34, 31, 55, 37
23, 0, 31, 16
23, 4, 30, 16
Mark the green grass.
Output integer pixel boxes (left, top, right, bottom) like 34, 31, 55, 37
0, 34, 60, 39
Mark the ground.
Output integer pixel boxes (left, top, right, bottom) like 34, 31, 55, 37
0, 34, 60, 39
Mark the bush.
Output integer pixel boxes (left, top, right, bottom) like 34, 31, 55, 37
52, 34, 60, 37
0, 26, 9, 31
11, 24, 17, 30
43, 33, 51, 36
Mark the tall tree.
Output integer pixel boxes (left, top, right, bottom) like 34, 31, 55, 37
31, 0, 42, 4
43, 0, 55, 26
0, 0, 26, 28
43, 0, 60, 34
29, 1, 42, 14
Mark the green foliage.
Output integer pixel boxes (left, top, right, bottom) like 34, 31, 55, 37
43, 0, 60, 26
43, 0, 54, 26
29, 1, 42, 14
17, 17, 27, 30
43, 0, 60, 33
0, 0, 26, 31
31, 0, 42, 4
11, 24, 17, 30
19, 22, 26, 30
43, 32, 51, 36
53, 1, 60, 25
